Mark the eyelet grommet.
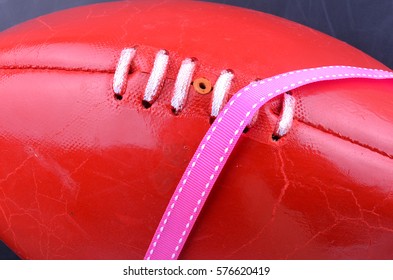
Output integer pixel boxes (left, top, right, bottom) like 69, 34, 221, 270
193, 77, 213, 95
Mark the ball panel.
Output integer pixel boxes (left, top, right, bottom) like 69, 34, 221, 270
0, 0, 392, 259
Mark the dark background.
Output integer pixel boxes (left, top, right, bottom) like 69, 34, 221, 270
0, 0, 392, 260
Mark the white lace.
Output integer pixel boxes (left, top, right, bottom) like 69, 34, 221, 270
211, 70, 234, 117
171, 58, 197, 113
143, 49, 169, 104
273, 92, 296, 139
113, 48, 295, 137
113, 48, 136, 96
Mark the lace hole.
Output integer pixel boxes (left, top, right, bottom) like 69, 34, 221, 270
171, 107, 180, 115
272, 134, 281, 141
114, 94, 123, 100
142, 100, 152, 109
193, 77, 212, 94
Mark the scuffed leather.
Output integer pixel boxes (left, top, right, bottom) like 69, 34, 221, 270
0, 0, 392, 259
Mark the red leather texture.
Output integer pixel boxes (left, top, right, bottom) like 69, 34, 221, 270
0, 0, 392, 259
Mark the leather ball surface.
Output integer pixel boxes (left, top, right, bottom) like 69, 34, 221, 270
0, 0, 392, 259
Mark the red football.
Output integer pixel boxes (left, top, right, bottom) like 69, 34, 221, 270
0, 0, 392, 259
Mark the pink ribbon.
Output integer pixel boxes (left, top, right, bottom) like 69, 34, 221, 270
145, 66, 393, 260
